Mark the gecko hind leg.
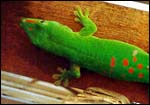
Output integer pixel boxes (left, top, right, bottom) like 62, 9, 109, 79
52, 64, 81, 87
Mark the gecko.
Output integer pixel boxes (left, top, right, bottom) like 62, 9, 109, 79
20, 6, 149, 86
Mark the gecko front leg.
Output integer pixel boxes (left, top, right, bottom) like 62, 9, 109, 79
52, 64, 81, 87
74, 6, 97, 36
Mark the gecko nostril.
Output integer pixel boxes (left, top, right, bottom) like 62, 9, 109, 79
40, 20, 45, 23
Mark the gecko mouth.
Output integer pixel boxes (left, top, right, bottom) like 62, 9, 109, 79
19, 18, 27, 28
20, 18, 36, 31
19, 19, 23, 27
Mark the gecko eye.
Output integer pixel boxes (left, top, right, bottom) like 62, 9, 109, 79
40, 20, 45, 23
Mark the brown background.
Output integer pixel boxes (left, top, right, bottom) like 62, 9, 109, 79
1, 1, 149, 104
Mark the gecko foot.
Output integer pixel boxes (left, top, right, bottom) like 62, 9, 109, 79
74, 6, 89, 23
52, 67, 69, 87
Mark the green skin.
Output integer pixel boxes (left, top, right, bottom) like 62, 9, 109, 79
20, 6, 149, 86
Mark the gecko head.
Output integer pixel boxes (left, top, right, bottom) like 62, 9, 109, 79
20, 17, 70, 48
20, 17, 55, 46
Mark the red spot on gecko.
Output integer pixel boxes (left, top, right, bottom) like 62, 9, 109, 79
29, 27, 33, 31
138, 73, 144, 78
110, 57, 115, 67
137, 64, 143, 69
128, 67, 134, 74
133, 57, 137, 62
26, 19, 36, 23
123, 59, 129, 66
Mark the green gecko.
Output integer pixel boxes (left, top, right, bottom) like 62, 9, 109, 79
20, 6, 149, 86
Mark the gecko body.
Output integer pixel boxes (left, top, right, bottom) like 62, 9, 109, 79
20, 7, 149, 86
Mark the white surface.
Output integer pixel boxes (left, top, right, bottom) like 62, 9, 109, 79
1, 71, 74, 104
103, 1, 149, 12
1, 95, 33, 104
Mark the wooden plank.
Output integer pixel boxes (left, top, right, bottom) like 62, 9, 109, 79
1, 71, 75, 104
18, 1, 148, 52
1, 97, 25, 104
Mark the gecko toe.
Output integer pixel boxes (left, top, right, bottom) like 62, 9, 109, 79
53, 67, 70, 86
54, 80, 62, 86
52, 74, 61, 80
74, 18, 80, 22
63, 78, 69, 87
